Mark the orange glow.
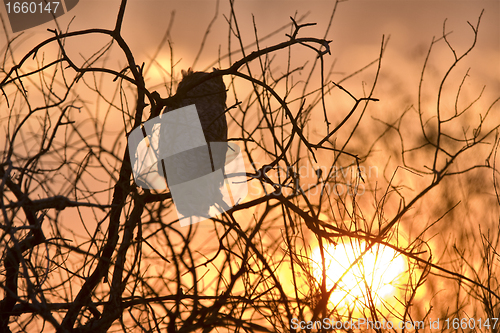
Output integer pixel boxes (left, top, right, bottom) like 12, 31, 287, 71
311, 240, 405, 311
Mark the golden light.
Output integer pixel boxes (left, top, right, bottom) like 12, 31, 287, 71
311, 239, 406, 312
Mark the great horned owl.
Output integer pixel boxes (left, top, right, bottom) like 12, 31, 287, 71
164, 68, 227, 142
159, 68, 228, 219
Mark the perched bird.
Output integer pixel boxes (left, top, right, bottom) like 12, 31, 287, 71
163, 68, 227, 142
159, 68, 228, 219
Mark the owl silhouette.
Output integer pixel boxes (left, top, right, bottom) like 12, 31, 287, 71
159, 68, 228, 218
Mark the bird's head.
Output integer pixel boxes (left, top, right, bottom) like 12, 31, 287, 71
176, 68, 226, 104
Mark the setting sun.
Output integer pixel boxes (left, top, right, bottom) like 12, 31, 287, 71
311, 240, 406, 311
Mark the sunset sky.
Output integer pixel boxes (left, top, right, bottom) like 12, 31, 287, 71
1, 0, 498, 239
2, 1, 498, 84
1, 1, 500, 329
2, 1, 498, 224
